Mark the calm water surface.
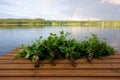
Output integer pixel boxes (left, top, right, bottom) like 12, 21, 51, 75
0, 26, 120, 55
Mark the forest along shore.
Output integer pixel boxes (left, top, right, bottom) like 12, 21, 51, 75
0, 18, 120, 27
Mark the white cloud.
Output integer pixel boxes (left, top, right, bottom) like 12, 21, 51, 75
100, 0, 120, 5
0, 0, 119, 20
70, 7, 101, 21
70, 16, 101, 21
0, 0, 26, 6
14, 2, 25, 6
0, 10, 39, 18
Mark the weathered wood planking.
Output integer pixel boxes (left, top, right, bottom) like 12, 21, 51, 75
0, 49, 120, 80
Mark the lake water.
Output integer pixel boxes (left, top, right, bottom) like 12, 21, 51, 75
0, 26, 120, 55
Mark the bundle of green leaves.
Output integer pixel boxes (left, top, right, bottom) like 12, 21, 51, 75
14, 30, 114, 66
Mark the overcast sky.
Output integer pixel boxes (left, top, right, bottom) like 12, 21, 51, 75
0, 0, 120, 20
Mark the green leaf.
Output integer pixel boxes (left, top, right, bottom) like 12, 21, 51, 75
14, 54, 20, 59
65, 53, 69, 59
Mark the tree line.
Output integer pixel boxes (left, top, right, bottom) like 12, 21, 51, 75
0, 18, 120, 27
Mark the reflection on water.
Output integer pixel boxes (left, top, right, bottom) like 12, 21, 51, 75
0, 26, 120, 55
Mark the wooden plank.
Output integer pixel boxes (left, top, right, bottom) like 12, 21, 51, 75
0, 56, 25, 60
2, 55, 120, 60
1, 53, 120, 63
0, 72, 35, 77
2, 49, 120, 56
3, 53, 17, 56
0, 69, 120, 77
0, 64, 120, 70
0, 69, 119, 73
105, 55, 120, 59
0, 72, 120, 77
0, 70, 35, 77
0, 59, 120, 64
0, 56, 14, 60
35, 73, 120, 77
0, 64, 34, 70
0, 77, 120, 80
0, 60, 13, 64
4, 50, 18, 54
11, 59, 120, 64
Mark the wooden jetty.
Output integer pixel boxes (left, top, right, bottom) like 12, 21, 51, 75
0, 49, 120, 80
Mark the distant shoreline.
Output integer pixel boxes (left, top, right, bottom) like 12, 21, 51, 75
0, 19, 120, 27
